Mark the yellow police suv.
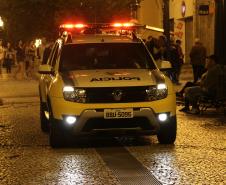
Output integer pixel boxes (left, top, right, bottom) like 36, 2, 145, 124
38, 23, 176, 147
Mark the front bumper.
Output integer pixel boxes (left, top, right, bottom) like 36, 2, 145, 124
52, 108, 174, 136
49, 94, 176, 135
75, 108, 159, 133
50, 94, 176, 119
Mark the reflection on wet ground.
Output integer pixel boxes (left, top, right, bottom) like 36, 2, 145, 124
0, 97, 225, 184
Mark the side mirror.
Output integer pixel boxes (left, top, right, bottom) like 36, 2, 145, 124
38, 64, 54, 75
156, 60, 172, 71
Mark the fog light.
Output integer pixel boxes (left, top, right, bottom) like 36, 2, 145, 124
65, 116, 77, 125
158, 113, 168, 122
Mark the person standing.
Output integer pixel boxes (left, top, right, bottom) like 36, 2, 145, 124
14, 40, 26, 79
146, 36, 155, 55
189, 38, 206, 83
0, 40, 5, 77
175, 39, 184, 83
176, 39, 184, 65
4, 42, 16, 74
169, 39, 180, 84
42, 40, 54, 64
37, 37, 46, 65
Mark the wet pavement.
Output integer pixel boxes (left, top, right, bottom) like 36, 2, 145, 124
0, 77, 226, 185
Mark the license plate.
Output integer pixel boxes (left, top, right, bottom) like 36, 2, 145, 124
104, 108, 133, 119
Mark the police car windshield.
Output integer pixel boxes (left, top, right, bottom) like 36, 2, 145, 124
59, 43, 156, 71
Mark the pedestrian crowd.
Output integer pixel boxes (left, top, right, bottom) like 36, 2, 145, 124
0, 38, 53, 80
144, 34, 225, 115
144, 35, 184, 85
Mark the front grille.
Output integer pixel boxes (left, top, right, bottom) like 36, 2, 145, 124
82, 117, 154, 132
85, 86, 149, 103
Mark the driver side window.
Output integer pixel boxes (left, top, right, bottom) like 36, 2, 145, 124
51, 45, 60, 68
47, 43, 57, 65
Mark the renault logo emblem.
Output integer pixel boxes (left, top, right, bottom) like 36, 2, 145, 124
112, 89, 123, 101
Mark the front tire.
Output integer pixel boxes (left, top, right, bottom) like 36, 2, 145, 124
157, 116, 177, 144
39, 86, 49, 133
40, 102, 50, 133
48, 103, 72, 148
49, 119, 74, 148
49, 119, 65, 148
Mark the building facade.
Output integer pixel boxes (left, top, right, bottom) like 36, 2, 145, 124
138, 0, 216, 63
170, 0, 215, 63
138, 0, 164, 38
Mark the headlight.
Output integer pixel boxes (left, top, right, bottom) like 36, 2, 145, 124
157, 83, 167, 90
146, 83, 168, 101
63, 86, 86, 103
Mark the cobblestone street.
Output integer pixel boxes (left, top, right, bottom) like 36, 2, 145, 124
0, 75, 225, 185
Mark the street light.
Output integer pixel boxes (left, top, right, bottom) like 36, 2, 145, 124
0, 16, 4, 39
0, 17, 4, 28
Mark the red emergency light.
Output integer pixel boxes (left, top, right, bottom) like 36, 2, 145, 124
59, 22, 141, 37
59, 23, 87, 29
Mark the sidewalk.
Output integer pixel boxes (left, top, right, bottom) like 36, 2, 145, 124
179, 63, 193, 83
170, 63, 193, 92
0, 64, 40, 106
0, 61, 40, 81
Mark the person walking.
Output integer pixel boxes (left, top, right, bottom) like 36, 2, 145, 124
189, 38, 206, 83
26, 41, 36, 79
0, 39, 5, 77
14, 40, 26, 79
4, 42, 16, 74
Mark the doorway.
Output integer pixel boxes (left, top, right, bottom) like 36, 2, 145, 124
185, 17, 193, 63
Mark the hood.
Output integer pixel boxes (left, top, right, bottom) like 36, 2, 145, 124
60, 69, 165, 88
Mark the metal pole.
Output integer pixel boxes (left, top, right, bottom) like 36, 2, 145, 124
163, 0, 170, 60
215, 0, 225, 65
130, 0, 140, 20
223, 0, 226, 64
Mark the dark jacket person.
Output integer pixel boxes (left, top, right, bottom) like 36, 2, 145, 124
180, 55, 221, 114
189, 38, 206, 83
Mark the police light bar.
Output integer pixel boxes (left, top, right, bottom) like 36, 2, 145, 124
59, 22, 143, 36
60, 22, 140, 30
59, 23, 87, 29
